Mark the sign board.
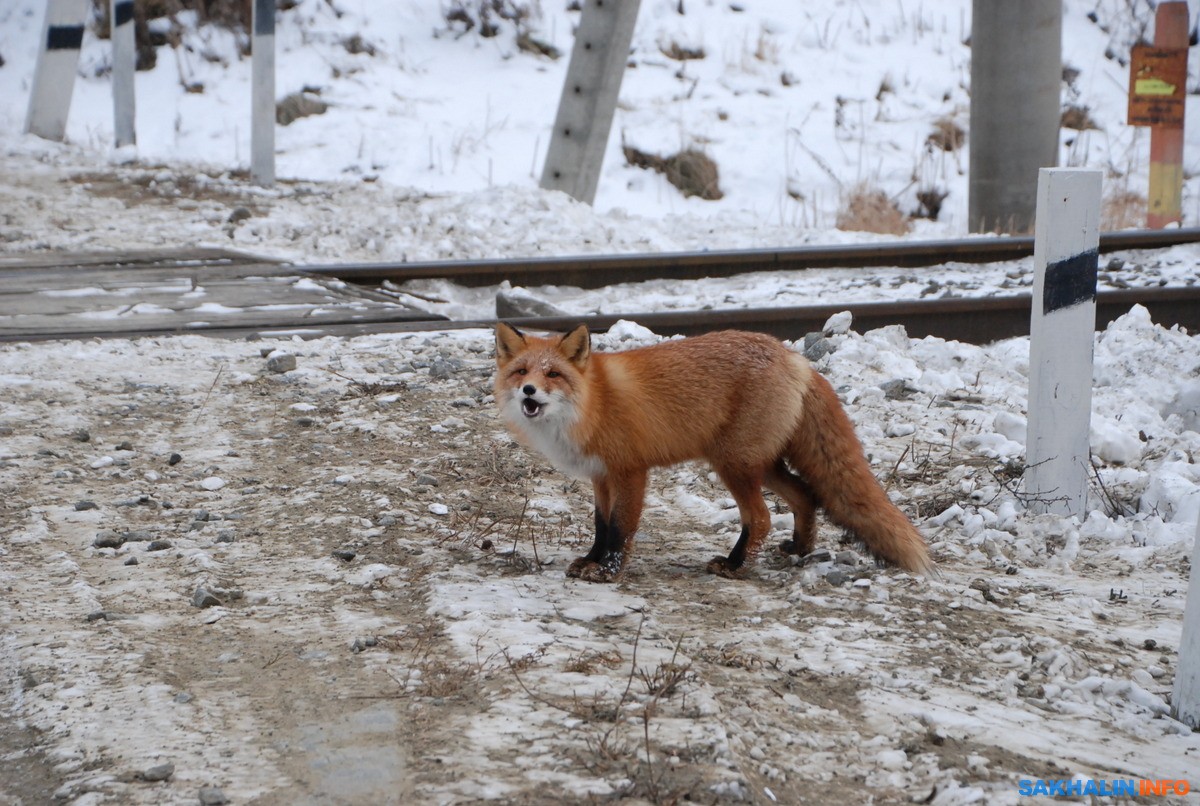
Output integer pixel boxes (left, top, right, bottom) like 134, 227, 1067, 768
1128, 43, 1187, 127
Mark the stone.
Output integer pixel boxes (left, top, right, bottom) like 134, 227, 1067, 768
140, 762, 174, 782
168, 453, 183, 466
93, 531, 124, 549
199, 787, 230, 805
74, 500, 99, 511
266, 352, 297, 373
191, 588, 223, 609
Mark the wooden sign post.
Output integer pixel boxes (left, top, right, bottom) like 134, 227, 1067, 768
1127, 3, 1189, 228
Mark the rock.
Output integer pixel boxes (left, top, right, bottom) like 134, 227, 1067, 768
799, 548, 832, 566
825, 569, 850, 586
86, 610, 108, 622
834, 550, 860, 565
191, 588, 223, 609
115, 440, 134, 451
122, 530, 153, 543
415, 473, 439, 487
75, 500, 99, 511
199, 787, 230, 805
200, 477, 226, 491
147, 540, 172, 552
428, 358, 458, 380
71, 429, 91, 443
215, 530, 236, 543
140, 762, 175, 782
880, 379, 916, 400
93, 531, 124, 549
168, 452, 183, 466
332, 549, 357, 562
802, 332, 831, 361
227, 207, 252, 225
124, 557, 139, 566
266, 352, 297, 373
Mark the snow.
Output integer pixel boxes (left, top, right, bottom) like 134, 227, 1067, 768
1, 0, 1200, 803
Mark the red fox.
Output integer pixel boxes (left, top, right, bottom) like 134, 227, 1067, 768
493, 323, 932, 582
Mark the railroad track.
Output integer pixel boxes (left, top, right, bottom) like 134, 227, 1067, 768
1, 231, 1198, 344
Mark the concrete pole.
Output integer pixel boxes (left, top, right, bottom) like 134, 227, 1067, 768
540, 0, 642, 205
251, 0, 275, 187
1172, 517, 1200, 728
24, 0, 90, 141
1025, 168, 1102, 518
969, 0, 1061, 233
111, 0, 136, 148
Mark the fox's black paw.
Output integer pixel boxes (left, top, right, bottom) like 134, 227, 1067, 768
705, 556, 748, 579
778, 534, 815, 556
567, 555, 623, 583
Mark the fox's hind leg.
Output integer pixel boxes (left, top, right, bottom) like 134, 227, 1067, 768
706, 466, 772, 578
765, 460, 819, 558
567, 470, 646, 583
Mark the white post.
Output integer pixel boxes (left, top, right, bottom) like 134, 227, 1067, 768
1024, 168, 1102, 517
250, 0, 275, 186
539, 0, 642, 205
24, 0, 89, 141
110, 0, 136, 148
1173, 518, 1200, 728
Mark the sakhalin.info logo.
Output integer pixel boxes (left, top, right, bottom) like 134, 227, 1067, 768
1018, 778, 1190, 797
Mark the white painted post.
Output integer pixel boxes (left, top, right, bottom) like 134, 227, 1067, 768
110, 0, 136, 148
250, 0, 275, 186
539, 0, 642, 205
1173, 518, 1200, 728
24, 0, 89, 141
1024, 168, 1102, 517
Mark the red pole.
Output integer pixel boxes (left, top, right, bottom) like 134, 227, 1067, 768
1147, 3, 1189, 229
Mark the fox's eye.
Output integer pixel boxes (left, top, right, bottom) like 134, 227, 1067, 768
514, 368, 527, 376
547, 370, 561, 378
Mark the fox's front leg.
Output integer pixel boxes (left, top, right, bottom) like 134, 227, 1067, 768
567, 470, 646, 583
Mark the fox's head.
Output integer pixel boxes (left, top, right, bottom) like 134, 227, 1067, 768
493, 323, 590, 425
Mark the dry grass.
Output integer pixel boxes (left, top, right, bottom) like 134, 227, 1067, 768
927, 116, 965, 152
1101, 188, 1147, 231
659, 39, 706, 61
1061, 104, 1101, 131
623, 145, 724, 201
835, 183, 911, 235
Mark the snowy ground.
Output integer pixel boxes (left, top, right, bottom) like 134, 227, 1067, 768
2, 294, 1199, 805
1, 147, 1199, 803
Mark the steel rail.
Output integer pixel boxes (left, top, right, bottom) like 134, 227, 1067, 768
8, 284, 1191, 345
298, 227, 1200, 289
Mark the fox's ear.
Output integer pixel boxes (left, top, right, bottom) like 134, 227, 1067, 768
558, 324, 590, 368
495, 323, 526, 366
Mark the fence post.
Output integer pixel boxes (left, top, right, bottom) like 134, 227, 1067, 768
111, 0, 136, 147
24, 0, 89, 141
251, 0, 275, 186
1024, 168, 1102, 517
539, 0, 641, 205
1173, 518, 1200, 728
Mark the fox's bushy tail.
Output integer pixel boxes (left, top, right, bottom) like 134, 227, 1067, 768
787, 372, 933, 574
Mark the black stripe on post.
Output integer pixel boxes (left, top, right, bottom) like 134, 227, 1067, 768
254, 0, 274, 37
114, 0, 134, 27
46, 24, 85, 50
1043, 248, 1099, 314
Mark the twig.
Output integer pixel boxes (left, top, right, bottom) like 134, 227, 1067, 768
193, 364, 226, 423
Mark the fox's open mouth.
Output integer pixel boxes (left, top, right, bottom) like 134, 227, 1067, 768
521, 398, 543, 418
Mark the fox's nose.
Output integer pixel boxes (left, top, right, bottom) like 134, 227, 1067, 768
522, 384, 536, 396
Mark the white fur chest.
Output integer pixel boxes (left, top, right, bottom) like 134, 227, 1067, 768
501, 396, 605, 481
